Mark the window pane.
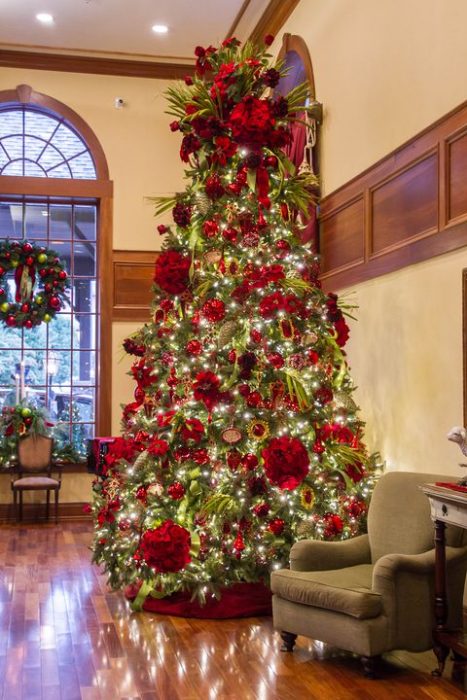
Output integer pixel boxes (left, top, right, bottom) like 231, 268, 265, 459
74, 279, 96, 314
23, 323, 47, 350
49, 314, 72, 349
74, 205, 96, 241
0, 202, 15, 237
38, 143, 63, 171
24, 203, 48, 239
49, 351, 71, 385
72, 389, 95, 423
50, 204, 72, 240
2, 135, 23, 160
23, 350, 47, 385
0, 350, 22, 387
0, 110, 22, 138
2, 161, 23, 176
48, 163, 72, 178
69, 152, 96, 179
0, 325, 22, 348
73, 315, 96, 350
24, 161, 46, 177
52, 124, 85, 160
73, 350, 96, 384
24, 135, 46, 162
50, 386, 71, 420
25, 111, 57, 141
73, 242, 96, 276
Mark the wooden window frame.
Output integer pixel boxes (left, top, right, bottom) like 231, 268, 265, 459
0, 84, 113, 436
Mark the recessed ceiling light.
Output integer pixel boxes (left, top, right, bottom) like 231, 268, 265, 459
152, 24, 168, 34
36, 13, 54, 24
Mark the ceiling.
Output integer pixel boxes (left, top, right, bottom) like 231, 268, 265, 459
0, 0, 273, 62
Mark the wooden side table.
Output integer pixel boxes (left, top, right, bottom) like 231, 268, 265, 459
421, 483, 467, 677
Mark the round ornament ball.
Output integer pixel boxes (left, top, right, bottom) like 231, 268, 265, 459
21, 407, 32, 417
37, 253, 47, 264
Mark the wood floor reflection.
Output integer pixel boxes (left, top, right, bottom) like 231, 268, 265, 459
0, 521, 465, 700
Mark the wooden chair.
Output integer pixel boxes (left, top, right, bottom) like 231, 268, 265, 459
11, 435, 61, 522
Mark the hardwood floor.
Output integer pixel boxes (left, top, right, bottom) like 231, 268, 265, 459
0, 521, 465, 700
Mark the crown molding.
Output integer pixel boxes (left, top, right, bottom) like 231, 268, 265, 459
0, 48, 194, 80
249, 0, 301, 44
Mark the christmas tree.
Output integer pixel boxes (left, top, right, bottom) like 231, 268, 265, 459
91, 36, 378, 609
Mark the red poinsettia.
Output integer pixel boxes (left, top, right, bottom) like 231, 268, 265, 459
334, 316, 350, 347
261, 436, 310, 490
139, 520, 191, 573
228, 96, 275, 147
322, 513, 344, 538
154, 250, 191, 295
193, 371, 221, 410
181, 417, 205, 443
147, 438, 170, 456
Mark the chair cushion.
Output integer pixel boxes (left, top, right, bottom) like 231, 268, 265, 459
12, 476, 60, 489
271, 564, 382, 620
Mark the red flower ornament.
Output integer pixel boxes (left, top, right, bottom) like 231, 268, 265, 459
154, 250, 190, 296
139, 520, 191, 573
262, 436, 309, 490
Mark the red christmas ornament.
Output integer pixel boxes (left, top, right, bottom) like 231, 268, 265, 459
268, 518, 285, 536
25, 256, 34, 266
21, 303, 30, 313
49, 296, 61, 309
24, 319, 33, 329
39, 268, 47, 278
6, 315, 16, 327
167, 482, 186, 500
22, 242, 33, 253
58, 270, 67, 280
201, 298, 225, 323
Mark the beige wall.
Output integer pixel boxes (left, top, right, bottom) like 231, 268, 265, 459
0, 67, 184, 501
277, 0, 467, 476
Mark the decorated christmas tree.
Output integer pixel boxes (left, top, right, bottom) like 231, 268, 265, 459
91, 36, 378, 612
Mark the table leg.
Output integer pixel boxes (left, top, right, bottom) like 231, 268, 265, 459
432, 518, 449, 676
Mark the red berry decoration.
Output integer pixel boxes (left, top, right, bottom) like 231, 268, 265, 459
0, 241, 68, 329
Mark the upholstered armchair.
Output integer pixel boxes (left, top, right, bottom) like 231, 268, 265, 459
11, 435, 61, 522
271, 471, 467, 677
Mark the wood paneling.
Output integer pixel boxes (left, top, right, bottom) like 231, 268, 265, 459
0, 520, 465, 698
448, 129, 467, 222
112, 250, 158, 322
370, 152, 438, 256
320, 197, 365, 274
320, 100, 467, 290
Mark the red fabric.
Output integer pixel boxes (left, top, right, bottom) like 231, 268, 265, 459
435, 482, 467, 493
125, 582, 272, 618
285, 115, 318, 249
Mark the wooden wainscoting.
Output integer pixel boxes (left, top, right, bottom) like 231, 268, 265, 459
112, 250, 158, 322
320, 101, 467, 290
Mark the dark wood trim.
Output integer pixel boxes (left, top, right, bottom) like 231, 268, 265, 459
112, 250, 158, 322
98, 197, 113, 436
0, 501, 92, 523
463, 268, 467, 427
0, 175, 112, 197
0, 49, 195, 80
249, 0, 301, 45
320, 100, 467, 291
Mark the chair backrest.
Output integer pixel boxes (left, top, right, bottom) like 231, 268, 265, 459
367, 471, 466, 563
18, 435, 53, 473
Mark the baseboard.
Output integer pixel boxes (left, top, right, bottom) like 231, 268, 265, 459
0, 501, 92, 523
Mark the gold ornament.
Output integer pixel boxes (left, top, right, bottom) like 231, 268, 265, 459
221, 427, 243, 444
203, 249, 222, 265
247, 419, 270, 441
194, 191, 211, 215
217, 320, 238, 348
300, 486, 315, 510
297, 518, 315, 538
334, 390, 357, 413
303, 332, 318, 346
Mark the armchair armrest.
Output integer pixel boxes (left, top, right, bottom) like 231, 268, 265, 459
372, 546, 467, 651
290, 533, 371, 572
373, 546, 467, 583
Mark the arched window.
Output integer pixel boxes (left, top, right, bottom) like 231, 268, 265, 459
0, 85, 112, 460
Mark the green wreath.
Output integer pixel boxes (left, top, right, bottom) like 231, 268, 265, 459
0, 240, 69, 328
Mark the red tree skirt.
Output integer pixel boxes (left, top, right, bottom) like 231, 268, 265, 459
125, 581, 272, 619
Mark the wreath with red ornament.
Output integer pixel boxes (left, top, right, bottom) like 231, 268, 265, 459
0, 240, 69, 328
